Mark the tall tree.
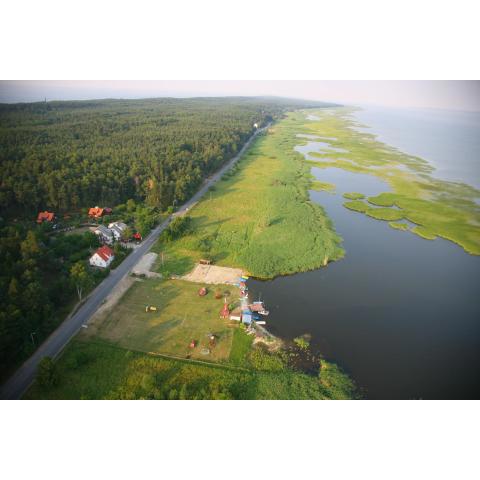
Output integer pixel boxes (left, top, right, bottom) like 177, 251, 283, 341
70, 262, 91, 301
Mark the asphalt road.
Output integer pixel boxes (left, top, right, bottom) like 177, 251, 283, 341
0, 124, 269, 400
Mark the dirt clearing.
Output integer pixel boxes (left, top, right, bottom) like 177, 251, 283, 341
181, 264, 244, 284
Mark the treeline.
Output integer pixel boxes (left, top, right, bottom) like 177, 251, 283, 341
0, 97, 333, 218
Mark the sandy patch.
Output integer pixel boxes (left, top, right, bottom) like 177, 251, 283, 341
181, 264, 244, 285
132, 252, 161, 278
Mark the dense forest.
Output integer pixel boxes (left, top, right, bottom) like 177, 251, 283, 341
0, 96, 334, 380
0, 97, 333, 216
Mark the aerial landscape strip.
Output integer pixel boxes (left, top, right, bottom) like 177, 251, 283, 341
0, 123, 269, 399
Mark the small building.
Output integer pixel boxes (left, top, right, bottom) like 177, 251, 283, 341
37, 211, 55, 223
94, 225, 114, 244
88, 206, 104, 218
242, 310, 253, 325
253, 123, 259, 129
229, 307, 242, 321
89, 245, 115, 268
108, 222, 128, 241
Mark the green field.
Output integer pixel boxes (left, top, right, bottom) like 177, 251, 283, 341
85, 278, 239, 362
152, 121, 344, 279
25, 338, 359, 400
297, 108, 480, 255
30, 277, 358, 400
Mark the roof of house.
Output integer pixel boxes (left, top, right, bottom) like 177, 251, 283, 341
37, 211, 55, 222
110, 225, 121, 236
108, 222, 127, 230
89, 207, 104, 217
94, 225, 113, 237
94, 245, 114, 262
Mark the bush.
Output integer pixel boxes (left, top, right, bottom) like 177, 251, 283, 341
249, 349, 285, 372
293, 335, 310, 351
161, 216, 191, 242
37, 357, 58, 388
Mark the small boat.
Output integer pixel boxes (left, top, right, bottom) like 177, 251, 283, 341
255, 320, 266, 325
250, 300, 269, 315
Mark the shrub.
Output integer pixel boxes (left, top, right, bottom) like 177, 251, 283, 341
37, 357, 58, 388
162, 216, 191, 242
293, 336, 310, 350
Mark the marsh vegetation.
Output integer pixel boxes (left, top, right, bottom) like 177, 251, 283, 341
296, 108, 480, 255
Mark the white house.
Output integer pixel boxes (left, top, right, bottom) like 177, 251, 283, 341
108, 222, 128, 241
89, 245, 115, 268
94, 224, 114, 244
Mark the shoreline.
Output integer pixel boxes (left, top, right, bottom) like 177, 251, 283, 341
298, 108, 480, 256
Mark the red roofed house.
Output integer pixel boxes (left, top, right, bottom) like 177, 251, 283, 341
88, 206, 105, 218
89, 245, 115, 268
37, 211, 55, 224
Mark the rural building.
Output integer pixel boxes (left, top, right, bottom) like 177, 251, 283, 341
37, 211, 55, 223
108, 222, 128, 240
94, 225, 114, 244
229, 307, 242, 321
89, 245, 115, 268
89, 206, 112, 218
88, 206, 104, 218
242, 311, 253, 325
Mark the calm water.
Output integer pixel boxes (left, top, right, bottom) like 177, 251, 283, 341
353, 106, 480, 188
248, 108, 480, 399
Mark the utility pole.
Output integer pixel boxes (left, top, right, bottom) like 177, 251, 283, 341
30, 332, 36, 347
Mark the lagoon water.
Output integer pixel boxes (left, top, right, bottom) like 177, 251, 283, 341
353, 106, 480, 188
248, 108, 480, 399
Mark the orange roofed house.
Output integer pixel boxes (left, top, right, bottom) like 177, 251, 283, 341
89, 245, 115, 268
37, 211, 55, 223
88, 206, 112, 218
88, 206, 104, 218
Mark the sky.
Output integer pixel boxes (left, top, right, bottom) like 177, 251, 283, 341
0, 80, 479, 112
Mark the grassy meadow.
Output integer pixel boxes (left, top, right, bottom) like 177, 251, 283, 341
84, 278, 239, 362
152, 119, 344, 279
25, 337, 359, 400
298, 108, 480, 255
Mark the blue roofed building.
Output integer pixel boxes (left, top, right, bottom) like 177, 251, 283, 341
242, 311, 253, 325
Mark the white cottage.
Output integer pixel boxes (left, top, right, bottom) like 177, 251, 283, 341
94, 224, 114, 244
108, 222, 128, 241
89, 245, 115, 268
